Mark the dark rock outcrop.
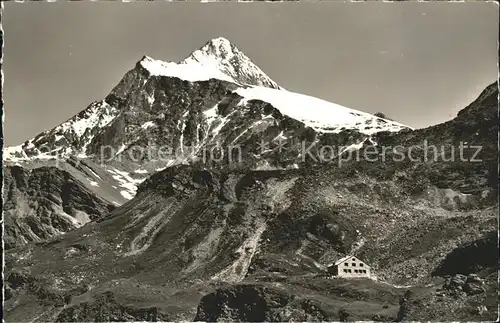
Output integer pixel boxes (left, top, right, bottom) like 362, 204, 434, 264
3, 165, 115, 249
56, 291, 171, 322
194, 285, 331, 322
441, 274, 486, 296
432, 231, 498, 276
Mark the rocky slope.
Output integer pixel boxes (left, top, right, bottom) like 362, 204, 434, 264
4, 79, 498, 320
2, 156, 149, 249
2, 36, 497, 321
3, 165, 115, 250
3, 37, 411, 250
372, 81, 498, 198
4, 157, 496, 321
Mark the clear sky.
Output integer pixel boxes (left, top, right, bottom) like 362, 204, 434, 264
2, 1, 498, 146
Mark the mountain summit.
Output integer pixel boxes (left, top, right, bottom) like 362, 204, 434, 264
180, 37, 282, 89
136, 37, 282, 89
3, 30, 498, 322
5, 36, 410, 166
3, 36, 411, 214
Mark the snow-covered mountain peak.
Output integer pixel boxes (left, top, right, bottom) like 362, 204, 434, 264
181, 37, 283, 89
194, 37, 235, 59
134, 38, 282, 89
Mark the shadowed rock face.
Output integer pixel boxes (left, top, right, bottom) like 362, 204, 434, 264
431, 231, 498, 277
3, 165, 115, 250
56, 291, 171, 322
194, 281, 409, 322
194, 285, 331, 322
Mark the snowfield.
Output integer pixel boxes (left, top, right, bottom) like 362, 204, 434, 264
234, 86, 411, 135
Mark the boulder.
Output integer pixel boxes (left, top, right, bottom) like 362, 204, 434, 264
463, 282, 485, 295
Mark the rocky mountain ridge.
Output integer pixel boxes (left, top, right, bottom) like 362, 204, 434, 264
3, 165, 115, 249
4, 80, 498, 321
4, 37, 409, 168
3, 37, 412, 250
2, 37, 497, 322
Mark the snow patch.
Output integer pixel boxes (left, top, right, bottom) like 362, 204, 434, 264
146, 93, 155, 105
73, 210, 91, 226
54, 134, 65, 142
87, 167, 102, 180
340, 141, 366, 154
209, 110, 237, 140
141, 121, 156, 129
203, 104, 219, 120
230, 119, 270, 145
115, 144, 127, 155
178, 111, 190, 153
65, 100, 117, 137
107, 167, 146, 200
3, 144, 29, 161
120, 190, 134, 200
